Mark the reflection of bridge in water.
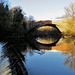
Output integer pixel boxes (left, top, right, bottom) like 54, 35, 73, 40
27, 36, 60, 51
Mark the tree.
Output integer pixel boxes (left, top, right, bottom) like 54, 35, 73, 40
0, 0, 9, 6
63, 2, 75, 36
64, 2, 75, 19
0, 3, 12, 38
11, 7, 27, 36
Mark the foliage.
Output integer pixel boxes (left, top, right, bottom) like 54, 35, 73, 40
0, 3, 12, 38
11, 7, 27, 36
0, 3, 27, 39
63, 2, 75, 36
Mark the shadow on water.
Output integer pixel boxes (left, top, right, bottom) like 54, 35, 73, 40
0, 34, 60, 75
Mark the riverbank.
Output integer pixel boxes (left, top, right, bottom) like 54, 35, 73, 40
53, 19, 75, 38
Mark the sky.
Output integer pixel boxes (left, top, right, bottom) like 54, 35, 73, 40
9, 0, 75, 21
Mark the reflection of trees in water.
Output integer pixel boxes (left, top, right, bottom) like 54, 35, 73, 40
1, 38, 28, 75
62, 38, 75, 70
25, 49, 45, 56
63, 53, 75, 70
0, 37, 48, 75
37, 35, 59, 44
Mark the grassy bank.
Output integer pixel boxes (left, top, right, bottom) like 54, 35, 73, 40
52, 19, 75, 37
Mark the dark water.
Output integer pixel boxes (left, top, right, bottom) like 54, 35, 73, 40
0, 36, 75, 75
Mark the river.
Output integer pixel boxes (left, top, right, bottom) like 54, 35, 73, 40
0, 36, 75, 75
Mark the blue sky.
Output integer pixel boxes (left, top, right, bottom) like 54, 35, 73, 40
9, 0, 74, 20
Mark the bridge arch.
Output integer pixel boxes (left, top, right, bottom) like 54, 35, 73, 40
27, 24, 61, 37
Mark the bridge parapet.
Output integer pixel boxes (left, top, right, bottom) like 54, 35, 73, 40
26, 20, 52, 30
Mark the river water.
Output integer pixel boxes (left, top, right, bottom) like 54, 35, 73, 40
0, 36, 75, 75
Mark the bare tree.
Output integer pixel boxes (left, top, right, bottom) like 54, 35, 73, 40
63, 2, 75, 36
64, 2, 75, 19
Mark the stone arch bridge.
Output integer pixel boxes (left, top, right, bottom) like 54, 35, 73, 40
27, 24, 61, 37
